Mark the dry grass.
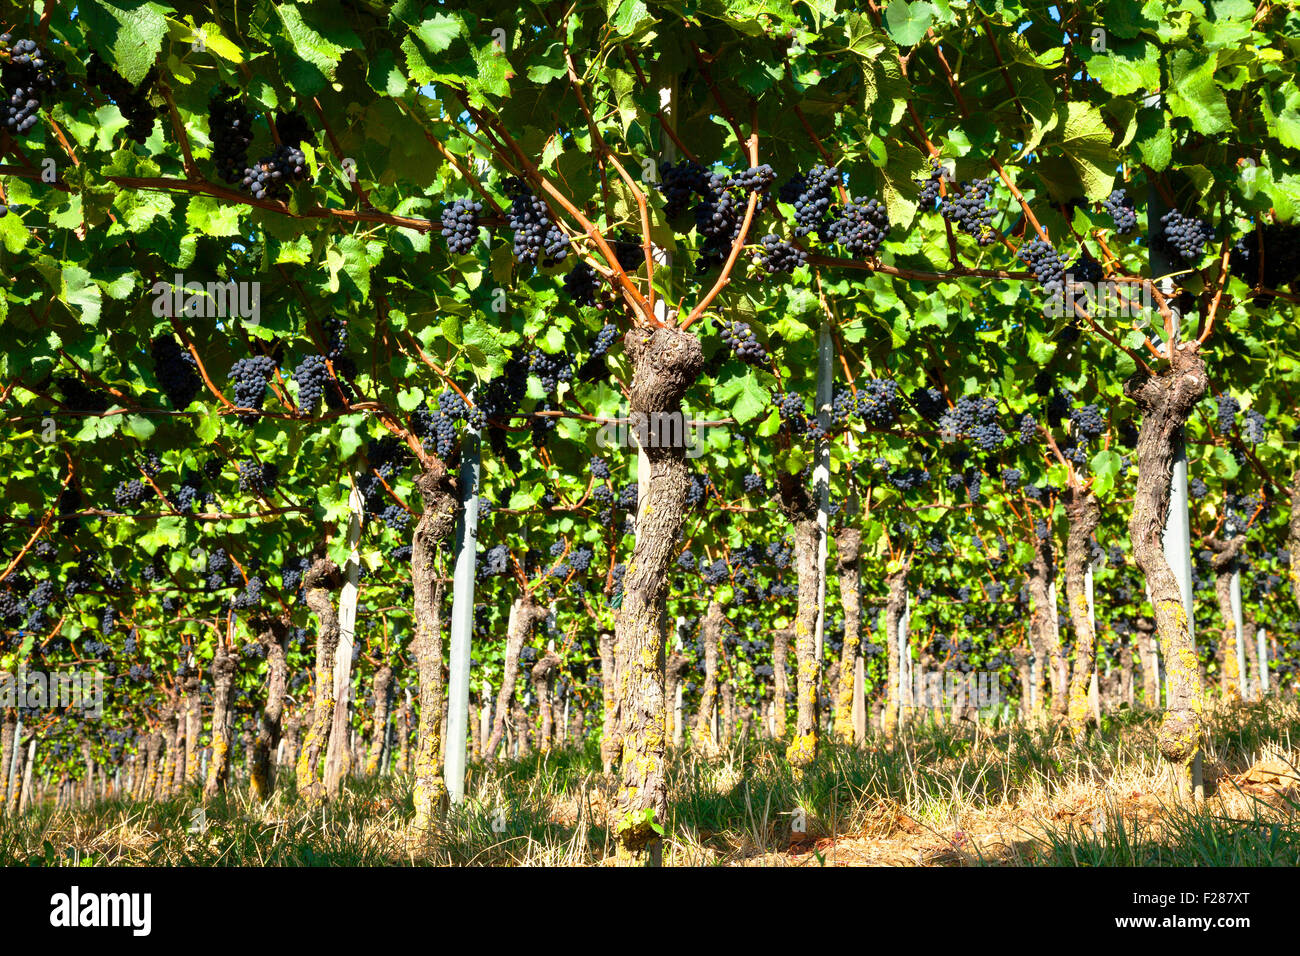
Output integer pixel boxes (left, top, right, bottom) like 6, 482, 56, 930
2, 698, 1297, 866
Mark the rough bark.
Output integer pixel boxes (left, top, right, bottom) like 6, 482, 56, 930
155, 700, 176, 801
613, 327, 703, 866
393, 695, 410, 775
296, 558, 343, 805
1062, 487, 1101, 740
665, 652, 690, 748
0, 710, 14, 813
598, 628, 621, 771
1135, 616, 1160, 707
202, 646, 236, 800
833, 528, 862, 743
1206, 534, 1246, 701
1290, 468, 1300, 616
529, 651, 561, 752
781, 508, 822, 770
1026, 521, 1063, 716
692, 600, 724, 758
249, 616, 290, 800
771, 628, 792, 739
485, 594, 549, 763
882, 561, 910, 735
169, 705, 185, 795
1012, 644, 1033, 718
1124, 344, 1209, 777
363, 664, 394, 776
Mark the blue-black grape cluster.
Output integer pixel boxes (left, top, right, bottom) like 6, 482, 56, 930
590, 455, 610, 480
228, 355, 277, 418
242, 143, 308, 200
378, 503, 410, 533
478, 349, 530, 428
57, 376, 110, 413
85, 53, 157, 142
1216, 394, 1239, 433
658, 159, 709, 219
1158, 209, 1213, 263
940, 396, 1005, 451
442, 198, 483, 254
1102, 188, 1138, 234
849, 379, 900, 428
237, 459, 278, 495
114, 479, 150, 512
481, 544, 510, 577
916, 158, 944, 211
1071, 403, 1105, 439
292, 354, 332, 412
1065, 254, 1103, 285
910, 386, 947, 422
825, 197, 890, 257
576, 323, 619, 382
1242, 409, 1268, 444
1001, 468, 1022, 490
1018, 239, 1066, 295
562, 262, 601, 307
757, 234, 807, 274
1230, 223, 1300, 289
1, 34, 64, 137
208, 87, 254, 184
941, 177, 997, 245
529, 347, 573, 394
504, 177, 568, 266
780, 165, 838, 237
887, 467, 931, 490
150, 334, 201, 409
743, 473, 765, 494
719, 320, 767, 365
777, 391, 806, 425
701, 558, 730, 586
694, 166, 776, 270
1018, 413, 1038, 443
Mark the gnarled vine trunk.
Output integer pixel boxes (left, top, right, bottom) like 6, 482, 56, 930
692, 600, 724, 758
1062, 487, 1101, 740
202, 647, 236, 800
1026, 523, 1062, 717
1290, 468, 1300, 614
1, 709, 15, 813
1207, 534, 1246, 701
774, 475, 822, 770
297, 559, 343, 806
410, 460, 459, 831
833, 528, 862, 743
613, 327, 702, 866
882, 561, 910, 736
364, 664, 394, 776
1125, 344, 1209, 786
598, 628, 621, 771
665, 652, 689, 748
530, 651, 561, 753
485, 594, 549, 764
184, 678, 201, 786
250, 616, 290, 800
771, 628, 792, 739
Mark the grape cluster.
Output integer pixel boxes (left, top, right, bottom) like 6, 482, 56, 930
242, 143, 308, 200
777, 391, 806, 423
719, 320, 767, 365
940, 396, 1005, 451
1071, 404, 1106, 439
58, 377, 110, 413
1216, 394, 1239, 433
1, 34, 64, 137
1158, 209, 1213, 263
780, 165, 838, 237
941, 178, 997, 245
743, 473, 765, 494
504, 177, 568, 266
916, 159, 944, 211
442, 198, 483, 255
1018, 238, 1066, 295
1065, 254, 1103, 286
887, 467, 931, 490
658, 160, 709, 219
228, 356, 277, 416
1001, 468, 1022, 490
150, 334, 201, 409
529, 348, 573, 393
1018, 413, 1038, 443
1102, 189, 1138, 235
910, 386, 946, 422
824, 197, 890, 257
237, 459, 278, 495
113, 479, 150, 512
1242, 409, 1268, 444
757, 234, 807, 274
208, 87, 254, 184
86, 54, 156, 142
562, 262, 601, 307
292, 355, 332, 412
1229, 223, 1300, 290
590, 456, 610, 480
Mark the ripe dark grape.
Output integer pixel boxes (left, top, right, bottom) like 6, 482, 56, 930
941, 177, 996, 245
442, 198, 483, 254
1102, 189, 1138, 235
562, 262, 601, 307
113, 479, 150, 511
228, 356, 277, 417
1071, 403, 1105, 439
504, 177, 568, 266
780, 165, 838, 237
1216, 394, 1239, 433
1242, 409, 1268, 444
150, 334, 201, 409
887, 467, 931, 491
57, 376, 110, 413
719, 320, 767, 365
825, 197, 890, 257
529, 348, 573, 393
756, 233, 807, 274
237, 459, 278, 495
86, 54, 155, 142
743, 473, 764, 494
910, 386, 946, 422
1065, 254, 1103, 285
590, 456, 610, 480
1001, 468, 1022, 490
1, 34, 64, 137
208, 87, 253, 184
916, 158, 944, 211
940, 396, 1004, 451
1229, 223, 1300, 289
242, 144, 308, 201
1157, 209, 1213, 263
292, 355, 330, 412
658, 159, 709, 219
1018, 238, 1066, 295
